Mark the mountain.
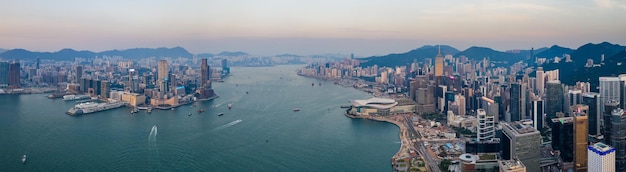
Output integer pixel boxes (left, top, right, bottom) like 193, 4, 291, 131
534, 45, 573, 59
569, 42, 624, 63
196, 53, 214, 58
454, 46, 529, 63
0, 47, 194, 61
359, 45, 460, 67
563, 49, 626, 90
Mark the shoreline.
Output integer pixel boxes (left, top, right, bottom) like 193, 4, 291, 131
344, 111, 411, 162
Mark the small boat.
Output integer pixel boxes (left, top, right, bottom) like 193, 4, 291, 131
293, 108, 300, 112
228, 104, 232, 109
198, 109, 204, 113
246, 91, 248, 94
312, 83, 314, 86
218, 113, 224, 116
188, 113, 192, 116
171, 108, 174, 111
319, 82, 321, 86
21, 155, 26, 164
147, 108, 152, 114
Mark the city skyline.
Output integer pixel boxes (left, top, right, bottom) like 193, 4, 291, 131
1, 0, 625, 56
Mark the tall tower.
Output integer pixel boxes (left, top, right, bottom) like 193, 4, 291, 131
76, 65, 83, 82
157, 60, 169, 94
129, 69, 139, 93
0, 62, 8, 88
477, 109, 495, 142
536, 67, 545, 96
201, 58, 210, 88
610, 108, 626, 171
588, 142, 615, 172
8, 62, 20, 88
434, 45, 444, 77
530, 98, 544, 130
572, 104, 589, 172
546, 80, 564, 120
510, 82, 523, 122
583, 92, 602, 137
599, 77, 621, 114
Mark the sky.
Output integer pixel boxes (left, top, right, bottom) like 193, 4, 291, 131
1, 0, 625, 56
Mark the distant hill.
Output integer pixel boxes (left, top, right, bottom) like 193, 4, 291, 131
542, 42, 626, 88
216, 51, 248, 56
196, 53, 214, 58
0, 48, 7, 54
563, 49, 626, 91
0, 47, 194, 61
534, 45, 573, 59
454, 46, 522, 62
359, 45, 460, 67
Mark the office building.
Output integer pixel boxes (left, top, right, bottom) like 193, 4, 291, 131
546, 80, 564, 120
610, 108, 626, 171
530, 98, 544, 130
600, 77, 622, 114
510, 82, 526, 122
567, 90, 584, 115
477, 109, 495, 142
158, 60, 169, 94
572, 104, 589, 172
583, 92, 602, 137
536, 67, 545, 96
201, 58, 210, 87
588, 142, 615, 172
8, 62, 20, 88
552, 117, 574, 162
0, 62, 8, 87
100, 81, 109, 98
604, 101, 620, 145
434, 46, 444, 77
501, 121, 541, 172
76, 65, 82, 82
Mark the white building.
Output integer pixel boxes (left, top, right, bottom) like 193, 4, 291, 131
588, 142, 615, 172
599, 77, 622, 113
477, 109, 495, 142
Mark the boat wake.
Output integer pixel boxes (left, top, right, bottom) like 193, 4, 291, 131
211, 120, 243, 132
148, 125, 158, 141
148, 125, 159, 169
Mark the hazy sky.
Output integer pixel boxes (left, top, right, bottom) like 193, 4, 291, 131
1, 0, 625, 56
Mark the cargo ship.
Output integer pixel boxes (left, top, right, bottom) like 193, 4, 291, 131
66, 101, 126, 116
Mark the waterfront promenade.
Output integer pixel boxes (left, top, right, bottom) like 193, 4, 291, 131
344, 112, 412, 162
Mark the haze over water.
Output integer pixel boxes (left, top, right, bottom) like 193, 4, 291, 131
0, 65, 399, 171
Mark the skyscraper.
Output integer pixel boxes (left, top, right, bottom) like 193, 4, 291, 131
546, 80, 564, 120
600, 77, 621, 114
583, 92, 602, 137
604, 101, 620, 145
552, 117, 574, 162
201, 58, 210, 87
8, 62, 20, 88
129, 69, 139, 93
572, 104, 589, 172
477, 109, 495, 142
530, 98, 544, 130
510, 82, 523, 122
157, 60, 169, 94
501, 121, 541, 172
434, 45, 444, 77
537, 67, 545, 95
567, 90, 584, 115
588, 142, 616, 172
610, 108, 626, 171
0, 62, 8, 88
76, 65, 83, 82
100, 81, 110, 98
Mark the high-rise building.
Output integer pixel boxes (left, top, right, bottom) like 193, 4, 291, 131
600, 77, 622, 114
583, 92, 602, 137
477, 109, 495, 142
604, 101, 620, 145
552, 117, 575, 162
546, 80, 564, 120
201, 58, 210, 87
536, 67, 545, 95
0, 62, 8, 88
501, 121, 541, 172
434, 45, 444, 77
8, 62, 20, 88
100, 81, 110, 98
158, 60, 169, 94
610, 108, 626, 171
36, 57, 40, 69
572, 104, 589, 172
76, 65, 83, 82
530, 98, 544, 130
588, 142, 616, 172
510, 82, 524, 122
567, 90, 584, 115
129, 69, 139, 93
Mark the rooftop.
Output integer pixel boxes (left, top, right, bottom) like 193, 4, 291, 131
499, 159, 526, 170
589, 142, 615, 156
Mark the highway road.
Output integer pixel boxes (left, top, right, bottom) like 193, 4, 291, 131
403, 115, 441, 172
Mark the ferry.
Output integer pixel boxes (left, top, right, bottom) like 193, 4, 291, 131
63, 94, 91, 101
137, 106, 150, 110
293, 108, 300, 112
66, 101, 126, 116
21, 155, 26, 164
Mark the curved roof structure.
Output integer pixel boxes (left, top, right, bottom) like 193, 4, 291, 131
350, 97, 398, 109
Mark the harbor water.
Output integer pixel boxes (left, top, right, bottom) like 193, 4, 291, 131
0, 65, 399, 171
